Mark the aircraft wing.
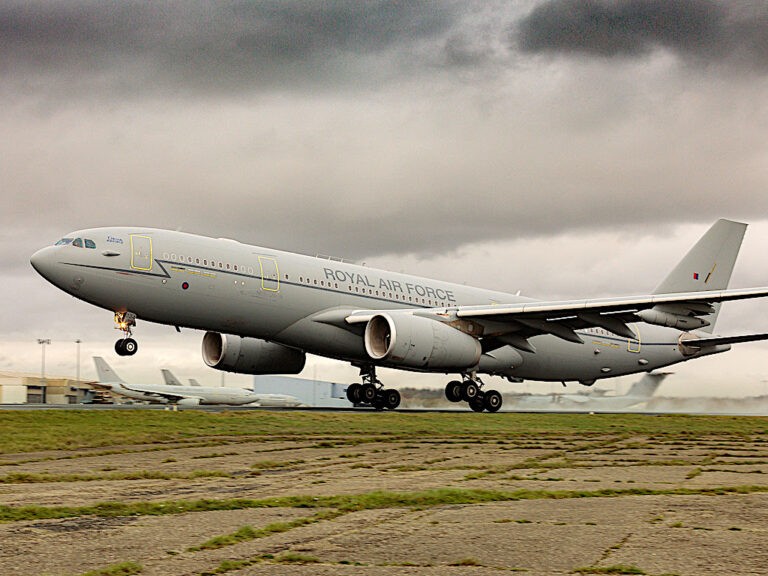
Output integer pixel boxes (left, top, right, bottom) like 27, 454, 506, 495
454, 287, 768, 347
343, 286, 768, 353
119, 382, 201, 404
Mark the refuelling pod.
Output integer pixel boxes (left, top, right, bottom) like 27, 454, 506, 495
202, 332, 306, 375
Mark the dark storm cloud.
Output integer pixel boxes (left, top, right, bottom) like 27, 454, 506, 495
515, 0, 768, 69
0, 0, 466, 98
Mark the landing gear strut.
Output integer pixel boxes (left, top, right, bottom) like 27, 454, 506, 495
445, 373, 502, 413
346, 365, 401, 410
114, 311, 138, 356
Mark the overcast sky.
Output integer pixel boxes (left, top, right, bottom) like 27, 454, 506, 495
3, 1, 768, 397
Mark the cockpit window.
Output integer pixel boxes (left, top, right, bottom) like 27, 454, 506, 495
84, 239, 96, 249
72, 238, 83, 248
55, 238, 73, 246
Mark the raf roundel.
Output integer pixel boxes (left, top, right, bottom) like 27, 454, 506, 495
182, 282, 189, 290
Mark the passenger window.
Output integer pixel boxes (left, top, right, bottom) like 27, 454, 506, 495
73, 238, 83, 248
85, 239, 96, 249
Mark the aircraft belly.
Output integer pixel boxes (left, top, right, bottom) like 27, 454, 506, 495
274, 318, 367, 361
510, 332, 684, 382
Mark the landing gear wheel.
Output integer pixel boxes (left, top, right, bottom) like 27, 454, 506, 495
469, 394, 486, 412
445, 380, 463, 403
346, 383, 362, 403
115, 339, 126, 356
360, 383, 377, 403
122, 338, 138, 356
461, 381, 479, 402
483, 390, 502, 413
383, 389, 401, 410
372, 392, 386, 411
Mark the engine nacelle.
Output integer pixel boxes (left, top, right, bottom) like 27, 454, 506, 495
177, 397, 201, 406
636, 309, 709, 330
364, 313, 481, 370
202, 332, 306, 375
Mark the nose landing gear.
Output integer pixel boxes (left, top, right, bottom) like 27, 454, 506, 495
114, 311, 138, 356
445, 373, 503, 412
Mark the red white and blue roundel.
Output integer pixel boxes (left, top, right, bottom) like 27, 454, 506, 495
693, 272, 699, 280
182, 282, 189, 290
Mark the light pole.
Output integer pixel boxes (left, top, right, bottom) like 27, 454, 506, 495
75, 339, 82, 383
37, 339, 51, 403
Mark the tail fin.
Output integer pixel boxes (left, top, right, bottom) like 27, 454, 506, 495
161, 369, 183, 386
625, 372, 668, 398
93, 357, 124, 383
653, 219, 747, 332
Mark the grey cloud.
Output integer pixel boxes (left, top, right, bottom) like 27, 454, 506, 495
514, 0, 768, 70
0, 0, 468, 100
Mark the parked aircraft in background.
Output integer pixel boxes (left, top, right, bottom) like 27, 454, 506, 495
506, 372, 668, 411
31, 220, 768, 412
92, 357, 259, 406
161, 368, 303, 407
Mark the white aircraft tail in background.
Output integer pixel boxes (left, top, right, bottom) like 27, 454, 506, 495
92, 357, 258, 406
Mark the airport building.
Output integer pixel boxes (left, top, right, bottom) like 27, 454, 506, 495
0, 372, 95, 404
253, 375, 349, 407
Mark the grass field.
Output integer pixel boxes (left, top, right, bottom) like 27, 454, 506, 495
1, 409, 767, 576
1, 410, 767, 454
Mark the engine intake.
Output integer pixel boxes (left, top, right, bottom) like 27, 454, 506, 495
202, 332, 306, 375
364, 313, 481, 370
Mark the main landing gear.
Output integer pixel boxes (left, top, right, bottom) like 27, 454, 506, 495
346, 366, 401, 410
114, 311, 138, 356
445, 374, 502, 413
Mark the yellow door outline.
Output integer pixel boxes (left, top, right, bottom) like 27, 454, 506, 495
130, 235, 153, 271
258, 256, 279, 292
627, 323, 641, 353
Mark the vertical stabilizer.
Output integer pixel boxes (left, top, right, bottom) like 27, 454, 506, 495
93, 357, 124, 383
161, 369, 183, 386
653, 219, 747, 332
625, 372, 668, 398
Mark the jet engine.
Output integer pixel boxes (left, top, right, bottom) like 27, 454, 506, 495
364, 313, 481, 370
202, 332, 306, 375
176, 397, 202, 406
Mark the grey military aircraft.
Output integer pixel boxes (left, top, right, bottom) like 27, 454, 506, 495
92, 357, 259, 406
31, 219, 768, 412
505, 371, 668, 411
161, 368, 303, 407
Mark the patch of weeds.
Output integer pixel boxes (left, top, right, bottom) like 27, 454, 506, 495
78, 561, 143, 576
188, 511, 339, 551
572, 565, 645, 574
250, 459, 304, 470
449, 557, 481, 566
350, 463, 373, 469
190, 451, 239, 459
685, 467, 702, 480
160, 457, 176, 463
669, 521, 684, 528
728, 526, 742, 531
275, 552, 320, 564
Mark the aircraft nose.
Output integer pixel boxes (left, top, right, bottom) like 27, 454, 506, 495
30, 246, 54, 275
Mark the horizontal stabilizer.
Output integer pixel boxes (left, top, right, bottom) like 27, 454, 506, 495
686, 333, 768, 348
